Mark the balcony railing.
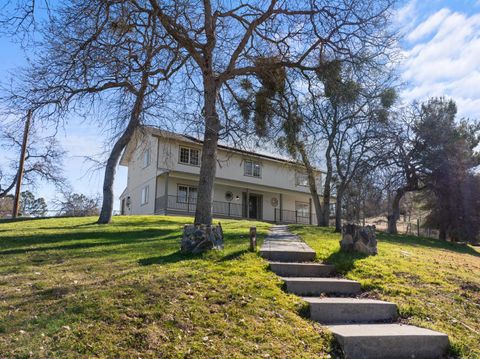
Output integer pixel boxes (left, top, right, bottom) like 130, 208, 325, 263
155, 195, 322, 224
274, 208, 311, 224
155, 195, 243, 218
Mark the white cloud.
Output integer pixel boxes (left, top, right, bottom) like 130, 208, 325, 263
400, 8, 480, 118
395, 0, 419, 34
407, 8, 451, 42
395, 0, 418, 25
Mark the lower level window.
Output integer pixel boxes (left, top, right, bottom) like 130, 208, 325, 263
177, 185, 198, 203
295, 201, 309, 217
141, 185, 149, 205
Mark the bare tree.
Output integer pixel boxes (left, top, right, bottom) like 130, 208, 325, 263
4, 0, 397, 226
0, 119, 66, 198
374, 106, 426, 234
56, 191, 100, 217
141, 0, 397, 225
3, 0, 185, 223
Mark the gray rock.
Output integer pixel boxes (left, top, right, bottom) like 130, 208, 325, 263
340, 224, 377, 256
180, 223, 224, 254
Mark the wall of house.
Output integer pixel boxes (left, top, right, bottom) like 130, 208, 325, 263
156, 135, 322, 194
120, 135, 158, 215
121, 132, 327, 221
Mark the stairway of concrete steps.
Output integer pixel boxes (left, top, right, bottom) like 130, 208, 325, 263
260, 225, 449, 359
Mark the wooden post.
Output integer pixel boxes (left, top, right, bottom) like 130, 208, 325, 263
12, 110, 32, 218
279, 193, 283, 222
164, 172, 169, 215
249, 226, 257, 251
246, 189, 250, 219
309, 198, 312, 225
417, 218, 420, 237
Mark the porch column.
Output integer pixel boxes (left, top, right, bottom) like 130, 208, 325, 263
279, 193, 283, 222
246, 188, 250, 219
153, 175, 158, 214
309, 198, 312, 225
164, 172, 169, 215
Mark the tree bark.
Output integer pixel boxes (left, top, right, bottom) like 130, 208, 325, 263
387, 187, 405, 234
320, 141, 334, 226
194, 75, 220, 225
298, 144, 322, 226
97, 108, 142, 224
439, 226, 447, 241
335, 185, 344, 232
97, 82, 149, 224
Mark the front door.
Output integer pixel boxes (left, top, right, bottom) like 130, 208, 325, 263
243, 193, 262, 220
249, 195, 258, 219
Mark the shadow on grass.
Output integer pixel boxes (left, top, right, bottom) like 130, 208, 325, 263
325, 250, 368, 274
0, 228, 179, 251
0, 234, 180, 256
138, 250, 202, 265
378, 232, 480, 257
217, 249, 249, 262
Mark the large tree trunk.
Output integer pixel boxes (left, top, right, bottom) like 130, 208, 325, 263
97, 110, 142, 224
387, 188, 405, 234
320, 142, 334, 226
439, 226, 448, 241
97, 78, 149, 224
335, 185, 344, 232
97, 129, 135, 224
194, 76, 220, 225
298, 144, 322, 226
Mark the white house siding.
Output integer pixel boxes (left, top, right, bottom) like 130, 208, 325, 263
120, 134, 158, 215
155, 135, 321, 194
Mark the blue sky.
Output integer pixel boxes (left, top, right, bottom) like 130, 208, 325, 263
1, 0, 479, 211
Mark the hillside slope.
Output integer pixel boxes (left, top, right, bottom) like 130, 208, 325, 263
291, 225, 480, 358
0, 216, 332, 358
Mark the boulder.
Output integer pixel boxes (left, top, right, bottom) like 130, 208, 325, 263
181, 223, 224, 254
340, 224, 377, 256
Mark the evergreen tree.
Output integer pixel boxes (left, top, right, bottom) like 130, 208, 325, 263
19, 191, 48, 217
415, 98, 480, 242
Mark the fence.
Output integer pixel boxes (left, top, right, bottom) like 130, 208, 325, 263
274, 208, 311, 224
369, 217, 439, 239
155, 195, 243, 218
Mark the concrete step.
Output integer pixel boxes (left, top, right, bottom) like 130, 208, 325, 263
329, 323, 449, 359
260, 248, 316, 262
282, 277, 361, 296
269, 262, 335, 277
303, 297, 397, 324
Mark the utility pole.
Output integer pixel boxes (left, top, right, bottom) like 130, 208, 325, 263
12, 110, 32, 218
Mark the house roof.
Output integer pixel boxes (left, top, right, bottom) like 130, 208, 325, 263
120, 126, 323, 173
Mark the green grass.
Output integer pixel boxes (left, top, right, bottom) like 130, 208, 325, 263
0, 216, 332, 358
290, 225, 480, 359
2, 216, 479, 358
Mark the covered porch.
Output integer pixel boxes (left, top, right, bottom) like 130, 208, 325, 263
153, 171, 332, 224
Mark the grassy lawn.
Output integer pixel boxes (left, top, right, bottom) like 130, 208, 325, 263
291, 225, 480, 359
0, 216, 332, 358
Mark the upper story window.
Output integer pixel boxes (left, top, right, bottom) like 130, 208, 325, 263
142, 148, 151, 168
244, 160, 261, 178
295, 172, 309, 187
179, 147, 200, 166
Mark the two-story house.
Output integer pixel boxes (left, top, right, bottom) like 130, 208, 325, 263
119, 127, 333, 224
